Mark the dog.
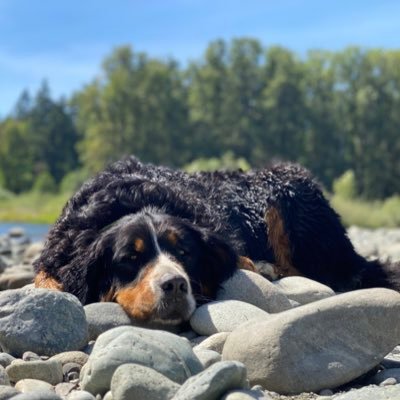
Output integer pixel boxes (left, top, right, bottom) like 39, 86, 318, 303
34, 156, 400, 325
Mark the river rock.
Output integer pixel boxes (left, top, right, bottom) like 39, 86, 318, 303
193, 332, 230, 353
369, 368, 400, 385
221, 389, 270, 399
0, 366, 9, 386
67, 391, 96, 400
11, 392, 61, 400
222, 288, 400, 394
173, 361, 247, 400
84, 302, 133, 340
216, 270, 292, 313
15, 379, 54, 393
194, 349, 221, 368
80, 326, 203, 395
333, 384, 400, 399
0, 354, 15, 368
0, 385, 20, 399
0, 288, 88, 357
273, 276, 335, 304
111, 363, 180, 400
50, 351, 89, 367
190, 300, 269, 335
22, 242, 44, 265
6, 359, 63, 385
0, 271, 35, 290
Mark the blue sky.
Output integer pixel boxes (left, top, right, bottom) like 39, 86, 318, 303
1, 0, 400, 116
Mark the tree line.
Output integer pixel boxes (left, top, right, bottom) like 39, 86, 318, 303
1, 39, 399, 199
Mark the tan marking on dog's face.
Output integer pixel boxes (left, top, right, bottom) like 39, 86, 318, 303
265, 207, 302, 277
134, 238, 145, 253
166, 230, 178, 246
238, 256, 257, 272
115, 266, 157, 320
34, 270, 63, 291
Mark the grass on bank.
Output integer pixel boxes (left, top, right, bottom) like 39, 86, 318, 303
0, 191, 71, 223
0, 189, 399, 228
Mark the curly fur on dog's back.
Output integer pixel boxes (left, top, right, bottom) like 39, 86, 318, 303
35, 156, 400, 309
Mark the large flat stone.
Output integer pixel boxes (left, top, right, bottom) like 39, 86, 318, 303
223, 288, 400, 394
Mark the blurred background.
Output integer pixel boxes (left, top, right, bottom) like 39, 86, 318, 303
1, 0, 400, 230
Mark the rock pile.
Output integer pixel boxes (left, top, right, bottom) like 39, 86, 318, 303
0, 225, 399, 399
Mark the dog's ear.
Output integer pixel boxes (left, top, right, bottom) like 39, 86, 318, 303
82, 232, 115, 303
196, 229, 238, 301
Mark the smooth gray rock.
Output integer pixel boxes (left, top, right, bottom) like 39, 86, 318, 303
6, 359, 63, 385
193, 332, 230, 354
84, 302, 134, 340
50, 351, 89, 367
111, 363, 180, 400
0, 271, 34, 290
190, 300, 269, 335
216, 270, 292, 313
0, 367, 9, 386
0, 288, 88, 357
273, 276, 335, 304
0, 354, 15, 369
14, 379, 54, 393
80, 326, 203, 395
67, 391, 97, 400
221, 389, 270, 399
223, 288, 400, 394
55, 382, 78, 398
0, 385, 20, 400
11, 391, 62, 400
173, 361, 247, 400
369, 368, 400, 385
194, 349, 222, 368
333, 384, 400, 399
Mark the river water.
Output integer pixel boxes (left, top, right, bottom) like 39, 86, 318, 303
0, 222, 51, 242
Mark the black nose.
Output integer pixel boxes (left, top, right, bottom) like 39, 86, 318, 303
160, 276, 188, 296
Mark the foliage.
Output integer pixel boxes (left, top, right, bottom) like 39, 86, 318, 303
32, 171, 58, 193
59, 168, 91, 193
333, 170, 356, 200
1, 41, 400, 203
184, 151, 251, 173
331, 194, 400, 229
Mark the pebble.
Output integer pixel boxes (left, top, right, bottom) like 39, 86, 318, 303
63, 362, 81, 382
67, 391, 97, 400
11, 391, 62, 400
223, 288, 400, 394
380, 377, 397, 386
84, 302, 134, 341
0, 354, 15, 369
0, 366, 9, 386
221, 389, 270, 399
55, 382, 78, 398
332, 384, 400, 399
369, 368, 400, 385
193, 349, 222, 368
80, 326, 203, 395
190, 300, 269, 335
216, 270, 292, 313
0, 271, 35, 290
110, 363, 180, 400
0, 288, 88, 357
173, 361, 247, 400
50, 351, 89, 367
193, 332, 230, 353
6, 359, 63, 385
14, 378, 54, 393
273, 276, 335, 305
22, 351, 41, 361
0, 385, 20, 400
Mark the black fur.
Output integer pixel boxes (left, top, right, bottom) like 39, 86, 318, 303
34, 156, 400, 306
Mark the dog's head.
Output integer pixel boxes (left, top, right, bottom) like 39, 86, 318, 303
85, 209, 238, 325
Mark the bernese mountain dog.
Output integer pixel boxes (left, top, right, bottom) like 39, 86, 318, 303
34, 156, 400, 325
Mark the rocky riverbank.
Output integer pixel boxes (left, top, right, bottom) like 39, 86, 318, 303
0, 226, 399, 399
